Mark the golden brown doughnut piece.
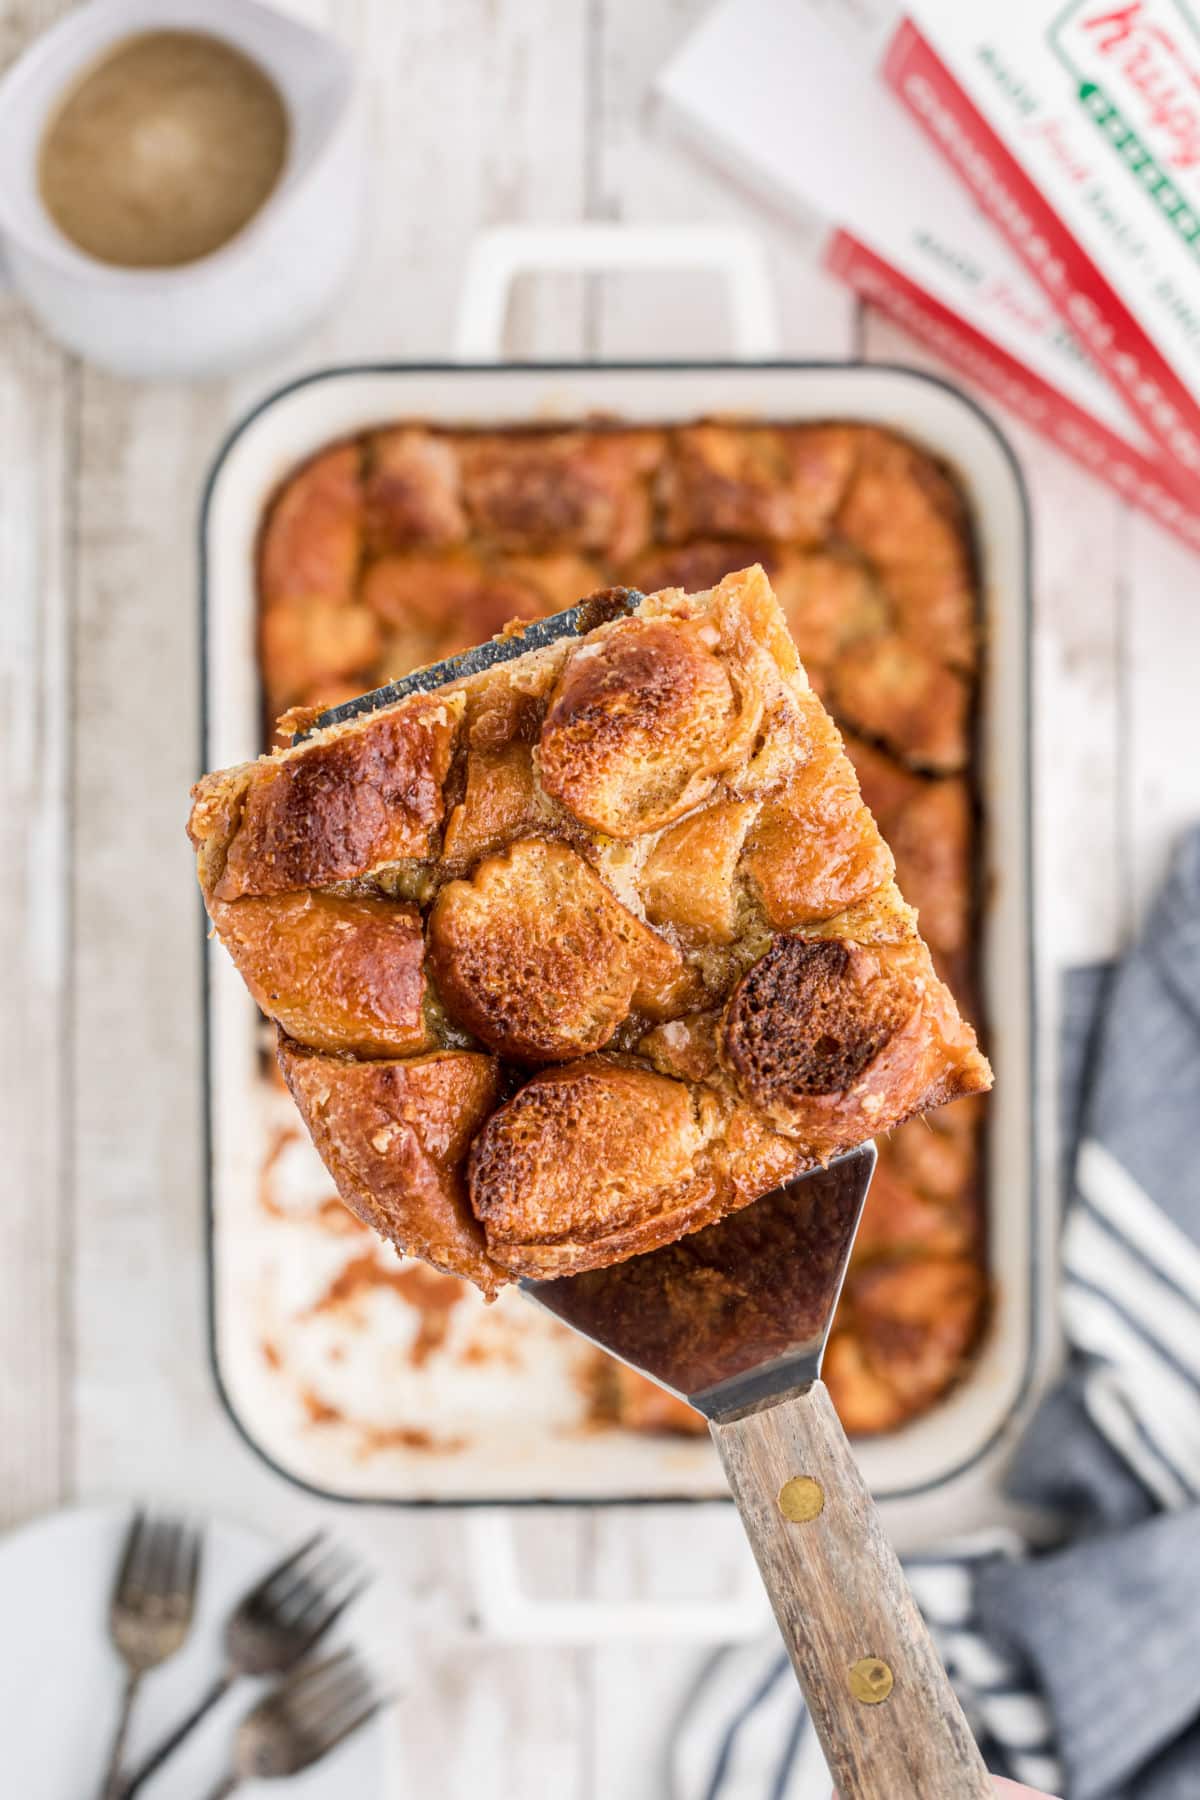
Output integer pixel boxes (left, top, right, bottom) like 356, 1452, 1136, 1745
206, 890, 432, 1058
495, 552, 608, 613
538, 616, 737, 837
852, 1157, 977, 1261
641, 801, 756, 943
836, 431, 977, 670
846, 1256, 987, 1418
470, 1060, 702, 1255
659, 424, 858, 544
719, 934, 990, 1153
279, 1038, 504, 1294
770, 549, 888, 675
259, 598, 382, 718
259, 444, 363, 609
886, 1100, 980, 1201
363, 551, 547, 676
624, 538, 774, 595
441, 743, 541, 871
459, 429, 663, 560
364, 427, 467, 551
742, 697, 893, 928
429, 839, 687, 1060
468, 1058, 803, 1280
844, 734, 971, 956
831, 634, 970, 774
192, 691, 462, 901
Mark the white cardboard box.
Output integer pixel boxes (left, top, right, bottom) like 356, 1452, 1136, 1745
891, 0, 1200, 501
657, 0, 1200, 547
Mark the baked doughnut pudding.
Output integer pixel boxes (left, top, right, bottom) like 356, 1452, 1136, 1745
192, 566, 991, 1297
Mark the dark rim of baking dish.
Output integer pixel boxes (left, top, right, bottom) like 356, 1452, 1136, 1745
197, 359, 1038, 1510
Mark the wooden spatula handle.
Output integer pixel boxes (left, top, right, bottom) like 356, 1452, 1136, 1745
711, 1380, 993, 1800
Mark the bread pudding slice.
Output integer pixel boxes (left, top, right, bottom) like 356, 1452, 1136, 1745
190, 566, 991, 1297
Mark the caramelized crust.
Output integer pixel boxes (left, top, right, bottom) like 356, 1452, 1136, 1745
770, 549, 889, 674
852, 1158, 977, 1261
831, 635, 970, 773
836, 429, 977, 670
279, 1038, 504, 1294
624, 538, 774, 595
204, 692, 462, 900
259, 598, 381, 718
720, 934, 989, 1153
833, 1257, 987, 1426
208, 889, 432, 1058
364, 427, 467, 551
441, 743, 541, 871
496, 552, 608, 613
641, 800, 755, 943
659, 425, 858, 544
459, 429, 662, 560
846, 734, 971, 955
259, 444, 363, 609
742, 694, 894, 927
429, 839, 688, 1060
538, 616, 737, 837
363, 551, 548, 677
468, 1058, 804, 1280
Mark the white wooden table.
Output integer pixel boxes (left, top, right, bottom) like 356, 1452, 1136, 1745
3, 3, 1198, 1795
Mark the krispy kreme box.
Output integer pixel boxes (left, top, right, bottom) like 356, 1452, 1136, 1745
656, 0, 1200, 549
888, 0, 1200, 506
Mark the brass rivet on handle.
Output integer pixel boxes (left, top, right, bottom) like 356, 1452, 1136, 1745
777, 1475, 824, 1522
848, 1657, 894, 1705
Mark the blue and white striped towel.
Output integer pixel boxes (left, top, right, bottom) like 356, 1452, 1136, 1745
671, 828, 1200, 1800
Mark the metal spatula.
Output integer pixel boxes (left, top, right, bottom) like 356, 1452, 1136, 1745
305, 605, 993, 1798
301, 587, 644, 739
528, 1147, 993, 1800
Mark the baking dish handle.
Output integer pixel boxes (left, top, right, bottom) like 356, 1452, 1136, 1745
453, 222, 781, 362
465, 1508, 771, 1645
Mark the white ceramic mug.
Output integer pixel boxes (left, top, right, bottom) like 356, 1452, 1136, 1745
0, 0, 363, 378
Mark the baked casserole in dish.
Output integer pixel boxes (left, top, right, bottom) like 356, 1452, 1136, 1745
200, 417, 995, 1442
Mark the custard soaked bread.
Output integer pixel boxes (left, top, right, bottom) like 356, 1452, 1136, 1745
192, 567, 991, 1300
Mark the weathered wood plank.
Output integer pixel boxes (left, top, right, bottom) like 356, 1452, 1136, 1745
60, 3, 593, 1797
0, 301, 73, 1527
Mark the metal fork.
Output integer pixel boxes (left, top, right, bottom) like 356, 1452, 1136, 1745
204, 1649, 383, 1798
120, 1531, 367, 1797
100, 1510, 203, 1800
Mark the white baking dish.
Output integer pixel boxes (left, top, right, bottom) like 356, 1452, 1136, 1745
201, 250, 1046, 1530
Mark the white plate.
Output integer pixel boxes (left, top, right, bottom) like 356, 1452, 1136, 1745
0, 1504, 383, 1800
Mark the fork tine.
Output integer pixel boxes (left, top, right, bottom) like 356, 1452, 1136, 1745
112, 1508, 147, 1603
314, 1693, 384, 1756
148, 1517, 183, 1602
276, 1549, 359, 1624
242, 1531, 326, 1609
287, 1653, 373, 1735
280, 1647, 357, 1696
269, 1548, 356, 1624
278, 1649, 362, 1714
169, 1522, 202, 1615
295, 1575, 370, 1655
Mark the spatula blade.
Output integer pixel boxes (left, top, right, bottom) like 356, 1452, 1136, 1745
302, 587, 643, 739
522, 1143, 876, 1422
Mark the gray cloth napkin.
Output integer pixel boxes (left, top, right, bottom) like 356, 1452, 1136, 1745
670, 828, 1200, 1800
